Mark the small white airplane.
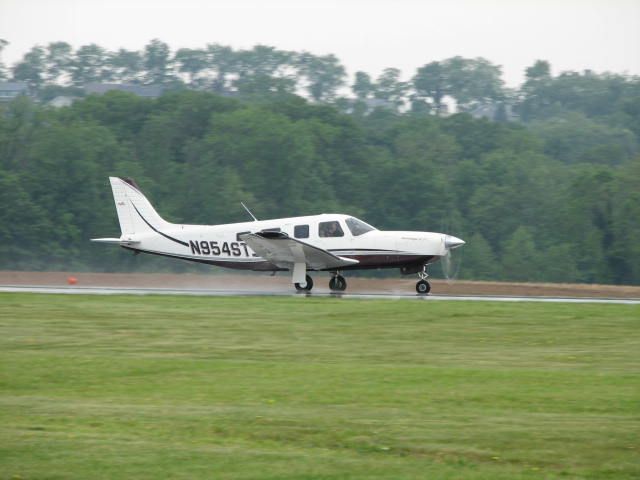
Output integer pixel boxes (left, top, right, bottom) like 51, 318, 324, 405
92, 177, 465, 293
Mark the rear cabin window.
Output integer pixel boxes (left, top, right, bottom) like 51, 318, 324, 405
319, 221, 344, 238
294, 225, 309, 238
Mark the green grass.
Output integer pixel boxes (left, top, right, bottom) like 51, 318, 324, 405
0, 294, 638, 479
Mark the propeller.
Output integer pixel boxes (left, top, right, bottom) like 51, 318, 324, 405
441, 235, 465, 282
434, 204, 465, 282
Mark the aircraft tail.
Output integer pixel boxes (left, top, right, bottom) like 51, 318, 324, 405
107, 177, 173, 236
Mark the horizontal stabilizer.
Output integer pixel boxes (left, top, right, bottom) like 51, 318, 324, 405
91, 237, 140, 245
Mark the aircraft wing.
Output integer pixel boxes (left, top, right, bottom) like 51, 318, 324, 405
240, 231, 359, 272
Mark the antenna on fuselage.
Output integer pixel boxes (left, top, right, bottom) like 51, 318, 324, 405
241, 202, 259, 221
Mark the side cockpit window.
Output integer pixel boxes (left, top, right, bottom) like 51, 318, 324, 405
319, 221, 344, 238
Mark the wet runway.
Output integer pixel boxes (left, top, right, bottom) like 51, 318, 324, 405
1, 285, 639, 304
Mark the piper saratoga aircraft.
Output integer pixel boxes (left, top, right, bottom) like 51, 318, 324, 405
92, 177, 465, 294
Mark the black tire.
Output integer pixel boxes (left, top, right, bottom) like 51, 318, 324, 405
329, 275, 347, 292
416, 279, 431, 294
295, 275, 314, 292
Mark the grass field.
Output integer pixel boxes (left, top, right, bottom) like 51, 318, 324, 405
0, 294, 638, 479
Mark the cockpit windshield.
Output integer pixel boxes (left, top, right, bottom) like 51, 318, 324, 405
345, 217, 376, 236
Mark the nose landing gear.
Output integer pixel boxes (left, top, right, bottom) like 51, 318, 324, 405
416, 266, 431, 294
328, 271, 347, 292
329, 272, 347, 292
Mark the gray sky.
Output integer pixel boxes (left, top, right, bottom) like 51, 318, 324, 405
1, 0, 639, 86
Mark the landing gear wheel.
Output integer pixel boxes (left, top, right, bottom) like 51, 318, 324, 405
295, 275, 314, 292
329, 274, 347, 292
416, 279, 431, 294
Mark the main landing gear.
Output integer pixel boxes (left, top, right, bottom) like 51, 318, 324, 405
294, 275, 314, 292
294, 273, 347, 293
329, 272, 347, 292
416, 266, 431, 294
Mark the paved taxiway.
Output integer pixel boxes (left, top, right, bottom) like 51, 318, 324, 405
1, 285, 639, 304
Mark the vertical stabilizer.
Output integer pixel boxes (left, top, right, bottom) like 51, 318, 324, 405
109, 177, 172, 236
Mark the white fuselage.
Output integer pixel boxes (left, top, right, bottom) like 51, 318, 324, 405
122, 213, 450, 272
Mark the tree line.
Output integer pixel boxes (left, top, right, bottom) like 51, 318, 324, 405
3, 39, 638, 122
0, 40, 638, 284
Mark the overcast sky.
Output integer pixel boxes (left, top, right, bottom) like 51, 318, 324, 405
1, 0, 639, 86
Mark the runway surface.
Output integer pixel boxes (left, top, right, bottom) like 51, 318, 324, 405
1, 285, 639, 304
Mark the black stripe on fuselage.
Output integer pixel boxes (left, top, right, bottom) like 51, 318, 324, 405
339, 254, 434, 270
131, 203, 189, 247
121, 246, 435, 272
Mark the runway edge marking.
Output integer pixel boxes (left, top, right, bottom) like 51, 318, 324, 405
0, 285, 639, 304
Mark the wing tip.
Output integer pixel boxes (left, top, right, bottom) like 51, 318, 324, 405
336, 256, 360, 265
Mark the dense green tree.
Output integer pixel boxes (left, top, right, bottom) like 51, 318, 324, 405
296, 52, 346, 102
525, 60, 551, 83
560, 167, 618, 283
529, 112, 638, 164
412, 61, 446, 115
413, 57, 504, 115
517, 66, 640, 123
444, 57, 504, 112
501, 227, 540, 281
352, 71, 374, 100
0, 96, 40, 169
69, 90, 153, 142
144, 39, 172, 85
174, 48, 209, 87
234, 46, 292, 78
12, 46, 46, 90
192, 106, 340, 216
70, 44, 110, 86
621, 96, 640, 138
205, 44, 236, 92
460, 233, 498, 280
109, 48, 144, 84
0, 39, 9, 80
542, 243, 579, 283
0, 169, 49, 268
465, 149, 559, 251
374, 68, 407, 110
44, 41, 73, 84
610, 157, 640, 283
231, 46, 296, 96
